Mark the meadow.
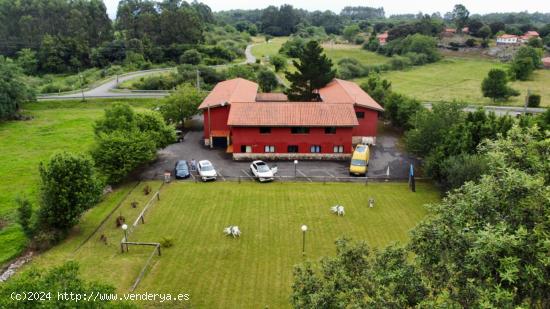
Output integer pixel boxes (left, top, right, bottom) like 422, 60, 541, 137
0, 99, 159, 264
30, 181, 440, 308
356, 56, 550, 107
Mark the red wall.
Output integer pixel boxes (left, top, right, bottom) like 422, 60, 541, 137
203, 106, 230, 138
232, 127, 353, 154
352, 106, 378, 137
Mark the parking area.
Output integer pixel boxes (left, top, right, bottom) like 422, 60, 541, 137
139, 123, 418, 182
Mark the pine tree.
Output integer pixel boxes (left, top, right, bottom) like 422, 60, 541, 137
285, 41, 336, 101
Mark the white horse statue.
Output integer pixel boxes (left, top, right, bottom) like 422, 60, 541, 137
331, 205, 345, 216
224, 226, 241, 237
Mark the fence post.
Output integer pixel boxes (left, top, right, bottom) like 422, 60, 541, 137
141, 215, 145, 224
238, 175, 241, 184
157, 192, 160, 201
120, 242, 124, 253
157, 245, 161, 256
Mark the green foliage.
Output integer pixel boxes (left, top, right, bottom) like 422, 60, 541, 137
0, 57, 35, 120
527, 37, 543, 48
0, 261, 133, 308
482, 68, 519, 101
270, 54, 287, 72
225, 64, 257, 81
436, 153, 490, 192
279, 37, 306, 58
360, 75, 392, 105
16, 49, 38, 75
92, 130, 157, 184
342, 24, 361, 42
291, 238, 427, 308
452, 4, 470, 30
92, 103, 172, 184
285, 41, 336, 101
180, 49, 202, 65
410, 126, 550, 307
257, 69, 278, 92
16, 196, 34, 237
527, 94, 541, 107
510, 46, 543, 81
477, 25, 492, 39
38, 152, 102, 232
379, 34, 440, 64
383, 92, 423, 129
159, 84, 205, 129
260, 4, 301, 36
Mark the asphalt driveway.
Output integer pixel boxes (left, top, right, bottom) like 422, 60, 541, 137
139, 120, 418, 181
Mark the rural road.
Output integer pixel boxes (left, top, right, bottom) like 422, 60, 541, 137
38, 68, 174, 100
244, 44, 256, 64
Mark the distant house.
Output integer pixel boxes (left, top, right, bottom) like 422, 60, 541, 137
519, 31, 540, 43
496, 34, 519, 45
442, 28, 457, 37
462, 27, 470, 34
543, 57, 550, 69
377, 32, 388, 45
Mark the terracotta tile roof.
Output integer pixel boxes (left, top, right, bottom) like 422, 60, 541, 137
198, 78, 258, 109
524, 31, 539, 37
318, 79, 384, 111
377, 32, 388, 39
497, 34, 518, 39
445, 28, 457, 33
227, 102, 359, 127
543, 57, 550, 67
256, 93, 288, 102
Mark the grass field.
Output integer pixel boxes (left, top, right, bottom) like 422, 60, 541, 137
355, 57, 550, 107
0, 99, 159, 265
29, 181, 440, 308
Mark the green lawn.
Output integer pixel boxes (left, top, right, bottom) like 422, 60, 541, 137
354, 57, 550, 107
0, 99, 160, 265
30, 181, 440, 308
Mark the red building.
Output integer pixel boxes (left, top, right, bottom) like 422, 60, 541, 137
198, 78, 383, 160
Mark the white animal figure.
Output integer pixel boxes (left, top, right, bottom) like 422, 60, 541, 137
224, 226, 241, 237
331, 205, 345, 216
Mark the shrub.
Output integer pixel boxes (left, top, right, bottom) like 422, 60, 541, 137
160, 237, 174, 248
38, 152, 102, 232
257, 69, 278, 92
389, 57, 412, 70
270, 54, 287, 72
16, 196, 34, 237
432, 153, 489, 192
527, 94, 541, 107
179, 49, 202, 65
465, 38, 477, 47
404, 52, 428, 65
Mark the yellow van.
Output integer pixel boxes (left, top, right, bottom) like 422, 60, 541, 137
349, 144, 369, 176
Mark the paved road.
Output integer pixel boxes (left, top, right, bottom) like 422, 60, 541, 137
422, 103, 546, 116
139, 117, 415, 181
244, 44, 256, 64
38, 68, 174, 100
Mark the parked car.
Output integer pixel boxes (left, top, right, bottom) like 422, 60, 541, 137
174, 160, 190, 179
349, 144, 369, 176
198, 160, 217, 181
250, 160, 277, 182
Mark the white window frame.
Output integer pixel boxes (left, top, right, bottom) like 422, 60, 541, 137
264, 145, 275, 153
333, 145, 344, 153
310, 145, 321, 153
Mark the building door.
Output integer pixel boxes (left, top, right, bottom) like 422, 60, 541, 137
212, 137, 228, 148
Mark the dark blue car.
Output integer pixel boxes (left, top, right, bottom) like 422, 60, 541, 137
174, 160, 190, 179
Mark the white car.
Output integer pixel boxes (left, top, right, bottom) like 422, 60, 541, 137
198, 160, 217, 181
250, 160, 277, 182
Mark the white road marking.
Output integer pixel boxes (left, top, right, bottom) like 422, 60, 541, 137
297, 169, 312, 182
217, 170, 226, 181
241, 169, 254, 179
323, 170, 336, 178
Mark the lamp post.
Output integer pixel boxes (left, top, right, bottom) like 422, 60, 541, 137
294, 160, 298, 178
121, 224, 128, 252
301, 224, 307, 255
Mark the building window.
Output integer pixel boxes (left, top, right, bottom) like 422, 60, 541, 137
310, 145, 321, 153
356, 111, 365, 119
291, 127, 310, 134
288, 145, 299, 153
241, 145, 252, 153
264, 145, 275, 153
325, 127, 337, 134
259, 127, 271, 134
333, 145, 344, 153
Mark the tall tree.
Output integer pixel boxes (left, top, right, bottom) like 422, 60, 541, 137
451, 4, 470, 31
159, 83, 205, 129
285, 40, 336, 101
0, 57, 35, 120
482, 68, 519, 101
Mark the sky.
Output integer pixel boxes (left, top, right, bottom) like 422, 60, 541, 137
104, 0, 550, 19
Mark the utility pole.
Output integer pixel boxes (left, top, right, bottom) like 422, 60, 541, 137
196, 69, 200, 90
524, 88, 530, 115
78, 68, 85, 101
